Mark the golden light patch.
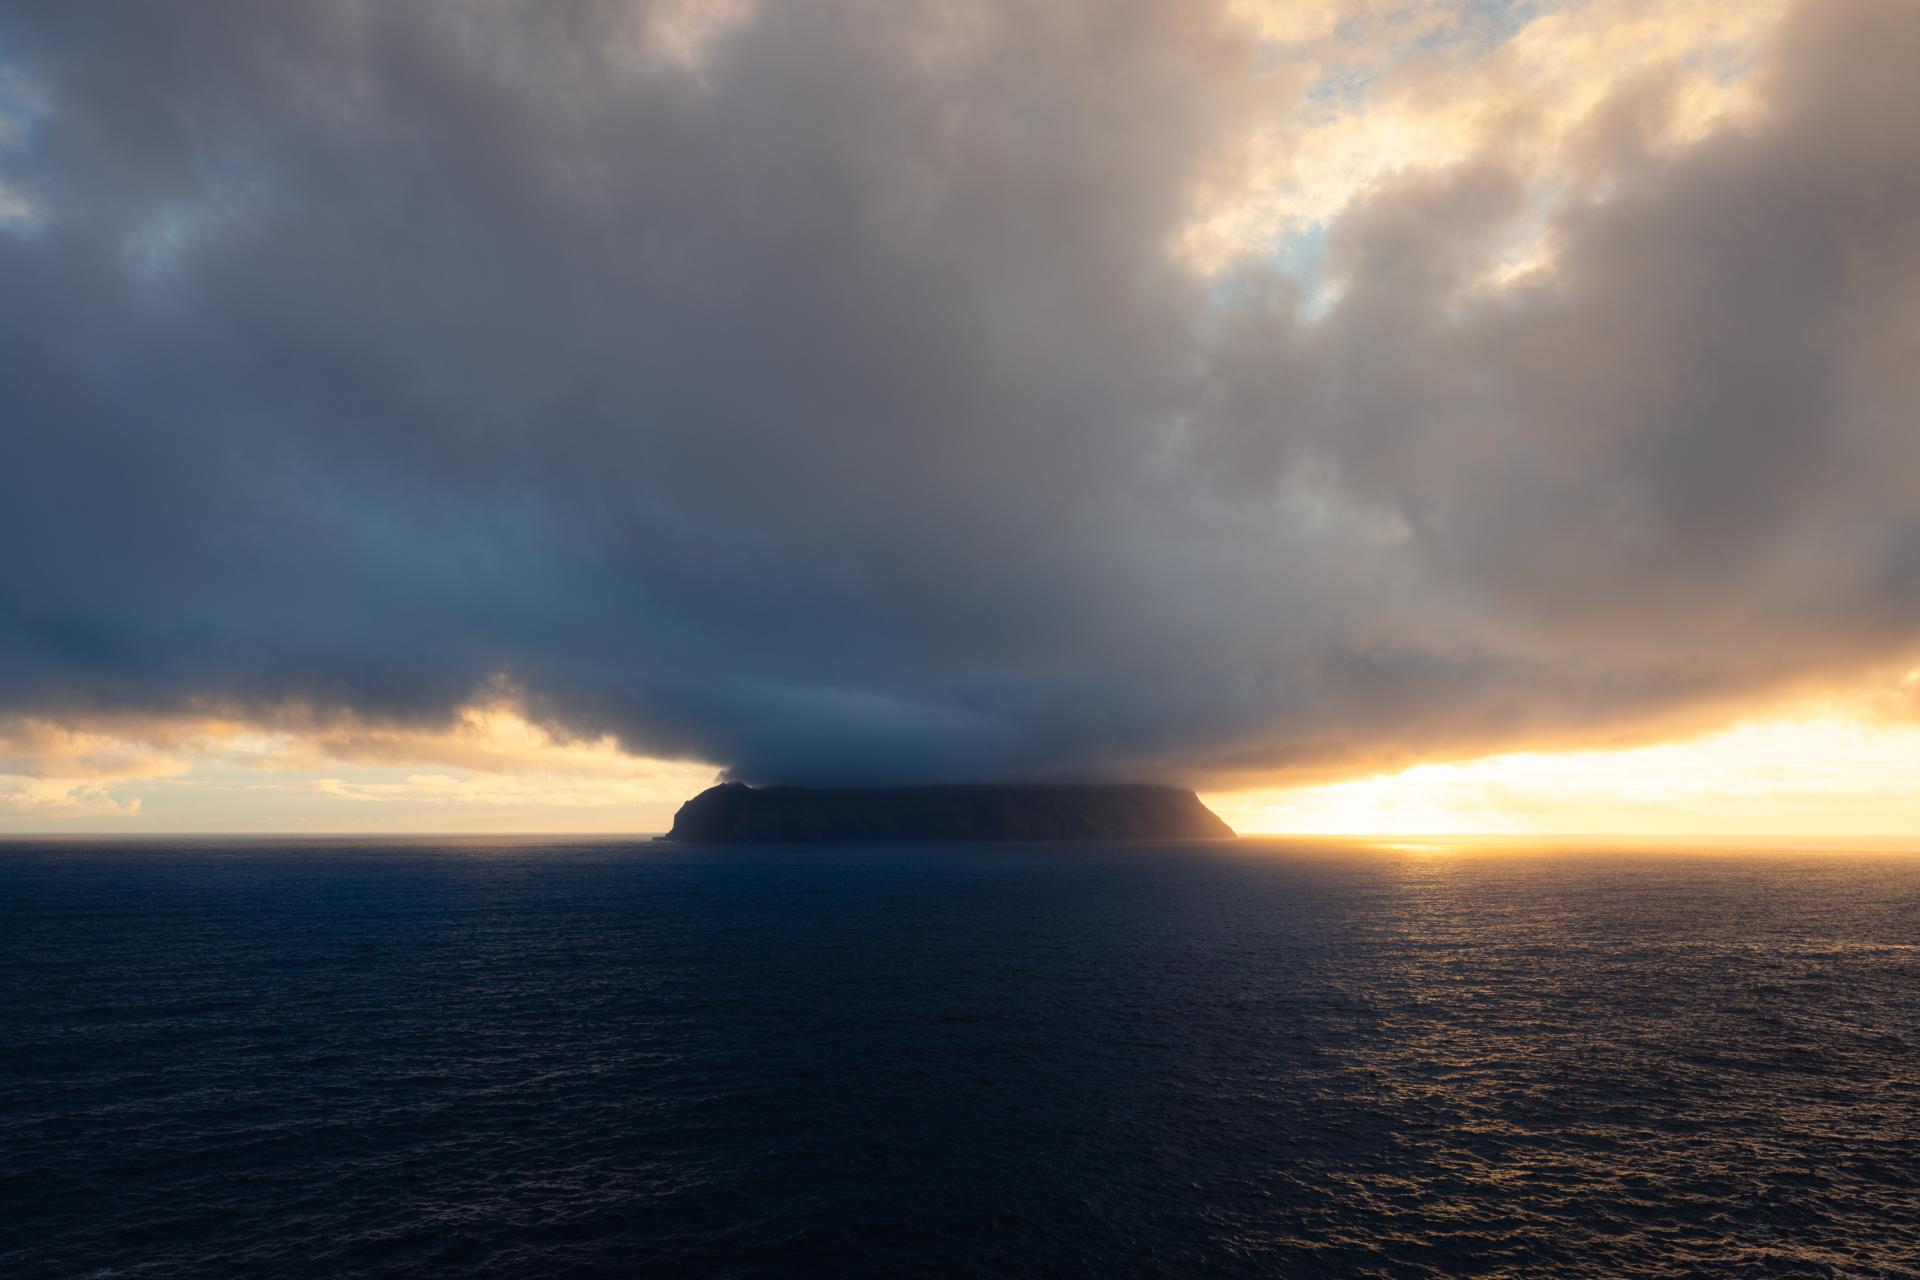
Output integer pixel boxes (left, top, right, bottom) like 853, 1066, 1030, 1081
1208, 711, 1920, 838
0, 695, 719, 831
1183, 0, 1785, 277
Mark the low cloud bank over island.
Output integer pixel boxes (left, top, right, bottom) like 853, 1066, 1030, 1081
2, 0, 1918, 794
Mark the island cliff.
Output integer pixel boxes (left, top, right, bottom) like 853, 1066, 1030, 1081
661, 782, 1234, 842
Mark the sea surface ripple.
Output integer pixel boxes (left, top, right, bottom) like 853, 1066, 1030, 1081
2, 838, 1917, 1277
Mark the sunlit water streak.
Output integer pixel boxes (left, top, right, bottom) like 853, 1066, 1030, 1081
2, 838, 1916, 1277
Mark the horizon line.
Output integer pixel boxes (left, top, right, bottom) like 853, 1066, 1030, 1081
4, 830, 1920, 845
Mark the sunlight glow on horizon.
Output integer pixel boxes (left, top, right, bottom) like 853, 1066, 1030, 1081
0, 701, 722, 835
1206, 708, 1920, 838
8, 694, 1920, 838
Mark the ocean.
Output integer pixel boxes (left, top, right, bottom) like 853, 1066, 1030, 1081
2, 838, 1916, 1278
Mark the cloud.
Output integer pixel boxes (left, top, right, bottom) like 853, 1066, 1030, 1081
0, 697, 718, 825
0, 756, 147, 817
1184, 0, 1782, 272
309, 768, 703, 809
1, 777, 142, 818
1, 0, 1917, 790
1209, 700, 1920, 837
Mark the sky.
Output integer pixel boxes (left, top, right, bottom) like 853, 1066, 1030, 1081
3, 0, 1919, 836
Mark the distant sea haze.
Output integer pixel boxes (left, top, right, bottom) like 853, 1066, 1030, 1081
3, 838, 1916, 1278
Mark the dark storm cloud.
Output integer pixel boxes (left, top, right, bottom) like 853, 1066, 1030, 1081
2, 0, 1916, 785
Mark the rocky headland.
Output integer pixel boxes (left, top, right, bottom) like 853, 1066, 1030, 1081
660, 782, 1234, 843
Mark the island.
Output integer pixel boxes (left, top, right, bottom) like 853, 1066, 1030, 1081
659, 781, 1235, 843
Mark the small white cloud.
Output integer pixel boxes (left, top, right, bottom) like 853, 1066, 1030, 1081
0, 178, 32, 223
0, 776, 142, 817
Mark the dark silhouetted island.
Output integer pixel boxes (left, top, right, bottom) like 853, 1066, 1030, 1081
660, 782, 1234, 842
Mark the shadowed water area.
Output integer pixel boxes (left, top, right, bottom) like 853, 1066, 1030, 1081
2, 839, 1917, 1278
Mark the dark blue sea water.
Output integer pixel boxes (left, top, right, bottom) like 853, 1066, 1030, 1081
2, 838, 1917, 1278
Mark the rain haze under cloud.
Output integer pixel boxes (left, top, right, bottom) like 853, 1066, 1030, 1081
2, 0, 1918, 789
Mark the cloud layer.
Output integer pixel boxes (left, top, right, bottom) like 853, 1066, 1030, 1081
3, 0, 1917, 787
